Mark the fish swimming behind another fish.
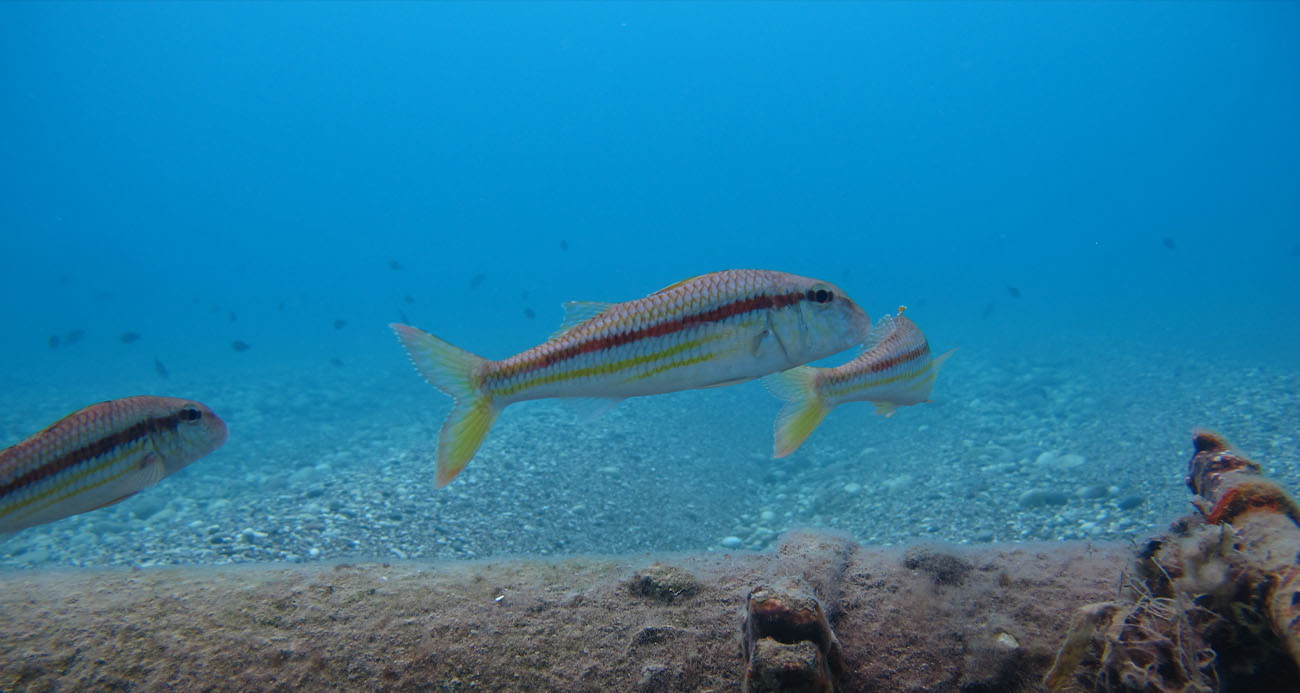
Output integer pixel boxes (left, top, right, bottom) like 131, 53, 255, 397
392, 269, 871, 486
0, 396, 228, 535
762, 308, 955, 458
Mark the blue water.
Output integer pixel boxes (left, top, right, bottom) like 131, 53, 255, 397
1, 3, 1298, 567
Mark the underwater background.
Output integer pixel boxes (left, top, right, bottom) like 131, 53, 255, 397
1, 2, 1297, 569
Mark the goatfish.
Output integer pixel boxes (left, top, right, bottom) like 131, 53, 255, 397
762, 307, 955, 458
392, 269, 871, 486
0, 396, 228, 535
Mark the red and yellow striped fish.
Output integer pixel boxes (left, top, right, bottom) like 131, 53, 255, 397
392, 269, 871, 486
762, 307, 954, 458
0, 396, 228, 535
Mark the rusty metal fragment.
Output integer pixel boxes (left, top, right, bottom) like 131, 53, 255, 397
743, 577, 844, 691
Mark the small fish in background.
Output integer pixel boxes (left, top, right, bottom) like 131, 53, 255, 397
230, 340, 250, 352
65, 329, 86, 345
119, 331, 142, 344
403, 294, 416, 304
1006, 286, 1021, 298
47, 335, 60, 349
981, 303, 995, 319
470, 273, 487, 289
560, 240, 569, 252
228, 311, 237, 323
153, 357, 169, 379
398, 309, 410, 323
0, 396, 228, 535
762, 308, 955, 458
329, 357, 344, 368
391, 268, 870, 486
333, 319, 347, 330
1162, 236, 1177, 250
523, 307, 536, 320
389, 259, 403, 271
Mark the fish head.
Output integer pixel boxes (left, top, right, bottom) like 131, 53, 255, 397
770, 276, 871, 366
155, 398, 229, 475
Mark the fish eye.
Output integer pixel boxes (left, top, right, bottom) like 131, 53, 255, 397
806, 286, 834, 304
179, 406, 203, 422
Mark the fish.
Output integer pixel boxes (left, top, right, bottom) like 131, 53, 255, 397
392, 269, 870, 486
560, 240, 569, 252
333, 319, 347, 330
153, 357, 169, 379
47, 335, 59, 349
523, 307, 536, 320
1006, 286, 1021, 298
120, 331, 141, 344
329, 357, 344, 368
470, 273, 488, 289
762, 308, 955, 458
65, 329, 86, 345
389, 259, 403, 271
0, 396, 228, 535
228, 311, 238, 323
230, 340, 250, 352
1162, 236, 1177, 250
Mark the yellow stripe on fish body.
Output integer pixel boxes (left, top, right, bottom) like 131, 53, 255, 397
0, 396, 229, 535
763, 309, 954, 458
392, 269, 871, 486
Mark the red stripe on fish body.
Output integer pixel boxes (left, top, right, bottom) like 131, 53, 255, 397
483, 270, 869, 403
0, 396, 228, 533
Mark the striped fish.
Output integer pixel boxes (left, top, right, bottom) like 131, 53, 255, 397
762, 308, 954, 458
392, 269, 871, 486
0, 396, 228, 535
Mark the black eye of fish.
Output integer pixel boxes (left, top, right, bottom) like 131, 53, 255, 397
179, 406, 202, 422
806, 288, 833, 304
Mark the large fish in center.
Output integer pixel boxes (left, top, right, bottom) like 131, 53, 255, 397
392, 269, 871, 486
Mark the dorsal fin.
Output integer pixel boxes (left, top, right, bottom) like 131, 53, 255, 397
649, 274, 703, 296
551, 301, 615, 338
859, 313, 899, 353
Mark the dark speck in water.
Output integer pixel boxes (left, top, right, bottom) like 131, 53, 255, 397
560, 240, 568, 251
154, 357, 169, 379
981, 303, 995, 319
388, 259, 402, 271
228, 311, 238, 323
120, 331, 141, 344
65, 329, 86, 344
470, 273, 487, 289
231, 340, 251, 352
1007, 286, 1021, 298
1162, 236, 1177, 250
398, 310, 409, 323
524, 307, 536, 319
47, 335, 60, 349
333, 319, 347, 329
329, 357, 344, 368
403, 294, 415, 304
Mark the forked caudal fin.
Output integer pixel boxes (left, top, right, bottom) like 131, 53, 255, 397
390, 324, 501, 486
762, 366, 834, 459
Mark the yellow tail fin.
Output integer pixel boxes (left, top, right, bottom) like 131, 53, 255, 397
391, 324, 501, 486
763, 366, 833, 458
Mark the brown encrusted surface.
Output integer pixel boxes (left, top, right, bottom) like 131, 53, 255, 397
0, 532, 1127, 692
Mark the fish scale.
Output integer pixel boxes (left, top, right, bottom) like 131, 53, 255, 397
762, 309, 955, 458
0, 396, 228, 534
392, 268, 870, 486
